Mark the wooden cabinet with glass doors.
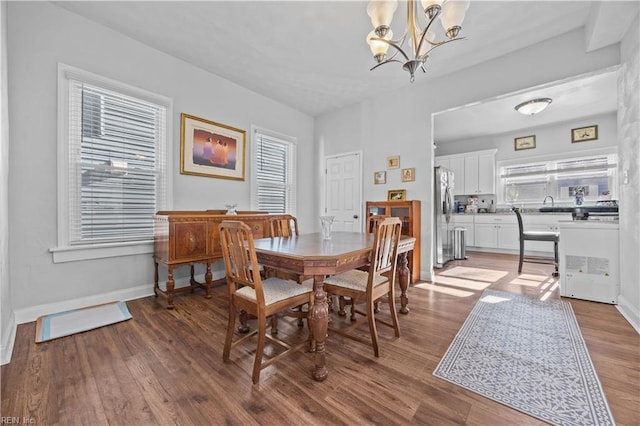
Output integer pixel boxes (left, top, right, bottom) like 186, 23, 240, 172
365, 200, 421, 283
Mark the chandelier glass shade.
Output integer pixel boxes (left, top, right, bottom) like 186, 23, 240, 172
366, 0, 470, 82
514, 98, 553, 115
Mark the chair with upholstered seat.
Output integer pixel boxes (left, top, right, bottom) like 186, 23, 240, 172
322, 216, 402, 357
219, 220, 313, 384
511, 206, 559, 277
267, 215, 310, 329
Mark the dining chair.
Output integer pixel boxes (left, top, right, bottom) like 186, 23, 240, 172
322, 216, 402, 357
511, 206, 559, 276
219, 220, 313, 384
267, 214, 310, 330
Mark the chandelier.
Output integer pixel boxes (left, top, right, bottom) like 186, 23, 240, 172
366, 0, 470, 82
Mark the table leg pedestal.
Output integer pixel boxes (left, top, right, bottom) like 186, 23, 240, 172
310, 275, 329, 382
398, 252, 410, 314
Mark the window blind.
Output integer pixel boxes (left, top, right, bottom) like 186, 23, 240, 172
254, 131, 296, 215
68, 80, 166, 244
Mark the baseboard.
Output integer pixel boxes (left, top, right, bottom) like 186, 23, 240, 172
14, 284, 155, 325
616, 294, 640, 334
1, 311, 17, 365
13, 271, 226, 325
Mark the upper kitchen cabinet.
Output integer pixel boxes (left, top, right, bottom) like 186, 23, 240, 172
436, 149, 496, 196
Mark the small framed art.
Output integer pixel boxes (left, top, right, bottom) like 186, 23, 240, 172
514, 135, 536, 151
387, 189, 406, 201
401, 168, 415, 182
572, 125, 598, 143
387, 155, 400, 169
374, 171, 386, 184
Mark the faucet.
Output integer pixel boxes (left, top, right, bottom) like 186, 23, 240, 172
543, 195, 554, 207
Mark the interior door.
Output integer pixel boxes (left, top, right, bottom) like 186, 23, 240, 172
324, 152, 362, 232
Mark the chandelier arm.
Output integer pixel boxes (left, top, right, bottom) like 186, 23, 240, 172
415, 12, 441, 60
370, 58, 405, 71
372, 37, 412, 63
421, 37, 466, 56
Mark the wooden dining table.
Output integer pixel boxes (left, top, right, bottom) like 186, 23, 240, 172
253, 231, 416, 382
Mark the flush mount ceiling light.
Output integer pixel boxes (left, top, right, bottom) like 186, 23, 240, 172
366, 0, 469, 82
515, 98, 553, 115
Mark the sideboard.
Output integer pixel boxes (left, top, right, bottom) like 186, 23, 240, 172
153, 210, 289, 308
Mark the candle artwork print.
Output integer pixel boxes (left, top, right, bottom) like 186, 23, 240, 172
180, 113, 246, 180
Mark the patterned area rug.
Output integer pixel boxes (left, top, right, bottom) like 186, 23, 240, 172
433, 289, 615, 425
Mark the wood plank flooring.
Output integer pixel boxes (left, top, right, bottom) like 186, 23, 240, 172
2, 252, 639, 425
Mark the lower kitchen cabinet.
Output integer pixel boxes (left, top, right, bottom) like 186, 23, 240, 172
473, 215, 518, 250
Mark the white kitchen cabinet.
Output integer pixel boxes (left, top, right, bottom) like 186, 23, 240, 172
450, 156, 465, 196
436, 149, 496, 196
473, 214, 518, 250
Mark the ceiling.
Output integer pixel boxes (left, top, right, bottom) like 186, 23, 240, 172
55, 1, 637, 139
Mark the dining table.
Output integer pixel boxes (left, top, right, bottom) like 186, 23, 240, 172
252, 231, 416, 382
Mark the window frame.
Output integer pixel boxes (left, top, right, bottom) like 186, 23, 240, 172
497, 147, 618, 206
51, 63, 172, 263
250, 126, 297, 216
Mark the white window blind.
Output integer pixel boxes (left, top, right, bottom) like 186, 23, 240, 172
253, 130, 296, 215
67, 80, 167, 245
499, 151, 617, 205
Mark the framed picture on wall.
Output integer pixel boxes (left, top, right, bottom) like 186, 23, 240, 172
514, 135, 536, 151
401, 168, 415, 182
374, 171, 386, 184
572, 125, 598, 143
180, 113, 246, 180
387, 155, 400, 169
387, 189, 406, 201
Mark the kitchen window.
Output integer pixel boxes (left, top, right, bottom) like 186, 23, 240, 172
498, 150, 617, 205
251, 127, 296, 215
52, 64, 171, 263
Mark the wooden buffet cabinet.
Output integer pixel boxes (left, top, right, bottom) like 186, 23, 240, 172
366, 200, 421, 283
153, 210, 289, 308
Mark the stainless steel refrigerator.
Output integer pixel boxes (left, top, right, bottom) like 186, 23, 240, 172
434, 166, 454, 268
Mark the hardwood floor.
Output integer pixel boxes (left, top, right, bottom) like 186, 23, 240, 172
2, 251, 639, 425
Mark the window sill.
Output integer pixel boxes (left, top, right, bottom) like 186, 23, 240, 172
50, 241, 154, 263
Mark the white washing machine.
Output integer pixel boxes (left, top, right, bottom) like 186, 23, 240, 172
558, 220, 619, 304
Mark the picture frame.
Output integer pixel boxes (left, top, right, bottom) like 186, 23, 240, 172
401, 167, 415, 182
514, 135, 536, 151
180, 113, 246, 180
387, 155, 400, 169
387, 189, 406, 201
374, 171, 386, 184
571, 125, 598, 143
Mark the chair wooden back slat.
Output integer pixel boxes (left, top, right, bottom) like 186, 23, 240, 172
270, 215, 299, 237
366, 215, 386, 234
370, 217, 402, 283
219, 220, 265, 307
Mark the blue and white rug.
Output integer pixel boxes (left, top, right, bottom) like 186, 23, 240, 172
433, 289, 615, 426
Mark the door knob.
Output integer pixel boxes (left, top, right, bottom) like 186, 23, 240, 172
353, 215, 359, 219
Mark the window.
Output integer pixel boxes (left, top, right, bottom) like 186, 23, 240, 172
53, 64, 171, 262
251, 127, 296, 215
498, 150, 617, 205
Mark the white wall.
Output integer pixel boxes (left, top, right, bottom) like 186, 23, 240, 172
617, 15, 640, 332
316, 28, 621, 282
5, 2, 315, 320
436, 112, 618, 161
1, 0, 16, 365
